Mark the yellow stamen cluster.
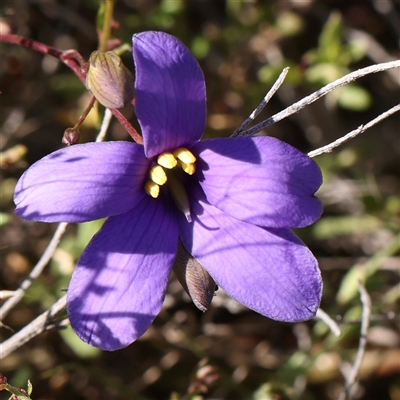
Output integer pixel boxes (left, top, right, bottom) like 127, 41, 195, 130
145, 148, 196, 198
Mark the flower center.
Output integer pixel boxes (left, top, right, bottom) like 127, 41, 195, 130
144, 147, 196, 222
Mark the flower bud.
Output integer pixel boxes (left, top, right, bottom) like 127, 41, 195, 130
173, 240, 216, 312
62, 127, 80, 145
86, 51, 134, 109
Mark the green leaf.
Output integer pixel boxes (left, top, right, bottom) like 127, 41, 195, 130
96, 1, 105, 34
319, 12, 343, 61
60, 326, 101, 359
191, 36, 210, 59
337, 85, 372, 110
258, 62, 301, 85
312, 215, 382, 239
337, 233, 400, 304
75, 219, 105, 255
0, 212, 11, 227
160, 0, 183, 14
26, 380, 33, 396
275, 11, 304, 37
304, 62, 345, 85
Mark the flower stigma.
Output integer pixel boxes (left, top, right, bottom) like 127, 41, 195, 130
144, 147, 196, 222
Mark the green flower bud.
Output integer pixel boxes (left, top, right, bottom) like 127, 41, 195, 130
86, 51, 134, 109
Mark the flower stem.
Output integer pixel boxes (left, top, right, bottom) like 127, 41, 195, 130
1, 7, 141, 145
110, 108, 143, 144
99, 0, 115, 52
0, 34, 86, 83
75, 96, 97, 130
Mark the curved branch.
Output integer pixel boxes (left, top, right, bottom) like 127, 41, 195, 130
1, 108, 115, 358
0, 222, 68, 320
308, 103, 400, 158
1, 295, 67, 359
240, 60, 400, 137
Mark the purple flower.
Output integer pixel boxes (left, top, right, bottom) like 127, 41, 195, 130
14, 31, 323, 351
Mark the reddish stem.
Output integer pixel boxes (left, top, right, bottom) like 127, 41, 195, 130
111, 109, 143, 144
1, 34, 86, 84
1, 33, 142, 143
76, 96, 97, 128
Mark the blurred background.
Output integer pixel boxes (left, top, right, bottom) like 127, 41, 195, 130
1, 1, 399, 399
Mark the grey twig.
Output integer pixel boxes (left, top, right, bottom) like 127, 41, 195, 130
308, 103, 400, 158
0, 222, 68, 320
339, 282, 372, 400
96, 108, 113, 142
315, 308, 341, 337
1, 295, 67, 359
1, 110, 114, 357
232, 67, 290, 137
345, 28, 399, 85
335, 311, 398, 325
239, 60, 400, 137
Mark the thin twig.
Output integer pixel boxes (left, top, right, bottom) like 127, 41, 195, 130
0, 222, 68, 320
315, 308, 341, 337
238, 60, 400, 137
0, 106, 114, 357
335, 311, 398, 325
110, 108, 143, 144
232, 67, 290, 137
96, 108, 113, 142
1, 295, 67, 359
345, 28, 400, 86
308, 103, 400, 158
339, 282, 371, 400
0, 34, 86, 82
0, 291, 16, 301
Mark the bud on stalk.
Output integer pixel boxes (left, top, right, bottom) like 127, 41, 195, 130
86, 51, 134, 109
173, 240, 216, 312
62, 127, 80, 145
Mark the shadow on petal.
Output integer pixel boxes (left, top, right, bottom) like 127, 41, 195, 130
67, 196, 180, 350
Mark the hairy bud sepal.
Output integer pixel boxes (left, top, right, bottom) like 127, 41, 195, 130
86, 51, 134, 109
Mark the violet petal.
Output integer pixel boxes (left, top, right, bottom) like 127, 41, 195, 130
14, 142, 149, 223
67, 196, 179, 350
179, 186, 322, 322
133, 31, 206, 158
193, 136, 323, 228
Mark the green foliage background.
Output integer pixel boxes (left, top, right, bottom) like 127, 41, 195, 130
1, 1, 399, 399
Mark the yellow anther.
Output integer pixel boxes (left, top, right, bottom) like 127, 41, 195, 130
179, 160, 196, 175
157, 152, 178, 169
145, 180, 160, 198
173, 148, 196, 164
149, 165, 167, 185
